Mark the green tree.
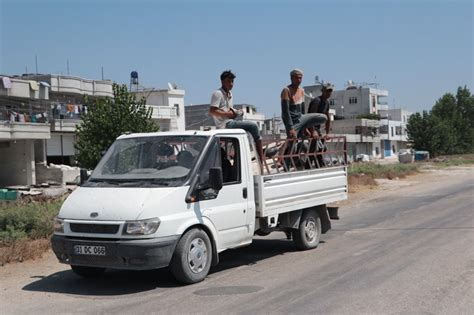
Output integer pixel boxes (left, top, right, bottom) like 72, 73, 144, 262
407, 86, 474, 157
75, 83, 159, 169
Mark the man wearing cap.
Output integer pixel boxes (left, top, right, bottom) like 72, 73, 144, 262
307, 83, 334, 137
281, 69, 327, 138
209, 70, 265, 164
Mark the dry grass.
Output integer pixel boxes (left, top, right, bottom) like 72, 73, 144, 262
0, 238, 51, 265
348, 174, 378, 192
0, 196, 65, 265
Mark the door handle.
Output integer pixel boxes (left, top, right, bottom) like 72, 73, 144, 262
243, 187, 248, 199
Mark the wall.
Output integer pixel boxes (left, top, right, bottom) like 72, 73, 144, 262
47, 133, 76, 157
36, 163, 79, 184
185, 104, 214, 130
0, 140, 35, 187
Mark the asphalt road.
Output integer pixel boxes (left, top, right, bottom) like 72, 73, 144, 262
1, 166, 473, 314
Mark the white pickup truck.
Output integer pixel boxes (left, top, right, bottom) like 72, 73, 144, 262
52, 129, 347, 284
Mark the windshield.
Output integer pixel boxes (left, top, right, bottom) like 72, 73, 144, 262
88, 135, 208, 186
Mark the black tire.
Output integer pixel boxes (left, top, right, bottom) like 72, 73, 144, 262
170, 228, 212, 284
70, 265, 106, 278
293, 209, 321, 250
255, 229, 271, 236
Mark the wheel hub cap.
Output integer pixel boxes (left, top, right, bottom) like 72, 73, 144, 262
188, 238, 208, 274
305, 219, 316, 241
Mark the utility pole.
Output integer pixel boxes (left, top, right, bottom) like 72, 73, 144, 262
35, 55, 38, 73
67, 59, 70, 75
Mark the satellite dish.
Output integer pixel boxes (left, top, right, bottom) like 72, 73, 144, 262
167, 82, 174, 90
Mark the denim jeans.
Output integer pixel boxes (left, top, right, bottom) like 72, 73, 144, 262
289, 113, 327, 137
226, 120, 261, 141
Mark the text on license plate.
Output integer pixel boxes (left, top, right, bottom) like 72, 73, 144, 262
74, 245, 106, 256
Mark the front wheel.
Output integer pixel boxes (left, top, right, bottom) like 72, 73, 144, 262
293, 210, 321, 250
170, 228, 212, 284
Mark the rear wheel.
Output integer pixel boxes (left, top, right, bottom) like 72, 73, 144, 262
170, 228, 212, 284
293, 210, 321, 250
70, 265, 106, 278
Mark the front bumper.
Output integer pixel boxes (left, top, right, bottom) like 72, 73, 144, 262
51, 235, 179, 270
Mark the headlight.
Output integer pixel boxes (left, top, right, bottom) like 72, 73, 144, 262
123, 218, 160, 235
53, 217, 64, 233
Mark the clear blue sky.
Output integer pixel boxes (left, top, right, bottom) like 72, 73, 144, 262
1, 0, 472, 117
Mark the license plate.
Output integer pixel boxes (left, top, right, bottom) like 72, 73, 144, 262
74, 245, 106, 256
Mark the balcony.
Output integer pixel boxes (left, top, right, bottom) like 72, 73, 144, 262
243, 112, 265, 121
0, 121, 50, 140
51, 119, 81, 132
147, 105, 177, 119
22, 75, 113, 98
0, 78, 49, 100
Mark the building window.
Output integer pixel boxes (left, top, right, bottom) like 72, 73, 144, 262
372, 95, 376, 108
349, 97, 358, 104
329, 99, 336, 106
375, 147, 380, 155
391, 126, 394, 137
396, 126, 402, 135
174, 104, 180, 116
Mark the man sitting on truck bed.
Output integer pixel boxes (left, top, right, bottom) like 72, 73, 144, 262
281, 69, 327, 139
209, 70, 264, 164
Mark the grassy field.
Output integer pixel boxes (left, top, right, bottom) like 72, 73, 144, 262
430, 154, 474, 167
0, 197, 64, 264
347, 154, 474, 190
349, 163, 420, 179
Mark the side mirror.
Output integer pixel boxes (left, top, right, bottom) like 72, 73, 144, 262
80, 168, 89, 185
209, 167, 223, 191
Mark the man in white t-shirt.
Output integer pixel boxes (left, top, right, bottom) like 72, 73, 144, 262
209, 70, 264, 165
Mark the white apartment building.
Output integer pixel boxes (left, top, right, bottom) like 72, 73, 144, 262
0, 75, 51, 186
304, 83, 389, 119
132, 87, 185, 131
304, 82, 411, 159
21, 74, 113, 165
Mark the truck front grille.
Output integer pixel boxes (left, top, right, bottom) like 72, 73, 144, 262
70, 223, 120, 234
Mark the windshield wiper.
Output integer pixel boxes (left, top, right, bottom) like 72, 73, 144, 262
88, 178, 120, 186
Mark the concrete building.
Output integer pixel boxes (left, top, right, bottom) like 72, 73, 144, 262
233, 104, 266, 131
185, 103, 266, 131
331, 118, 382, 160
304, 83, 389, 119
20, 74, 113, 165
0, 75, 51, 186
304, 82, 411, 160
379, 108, 412, 157
132, 87, 185, 131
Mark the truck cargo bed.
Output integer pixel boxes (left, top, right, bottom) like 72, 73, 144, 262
254, 166, 347, 217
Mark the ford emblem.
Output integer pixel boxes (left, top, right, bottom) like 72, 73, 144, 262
90, 212, 99, 218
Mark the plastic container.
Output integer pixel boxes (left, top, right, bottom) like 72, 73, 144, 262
4, 190, 17, 201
